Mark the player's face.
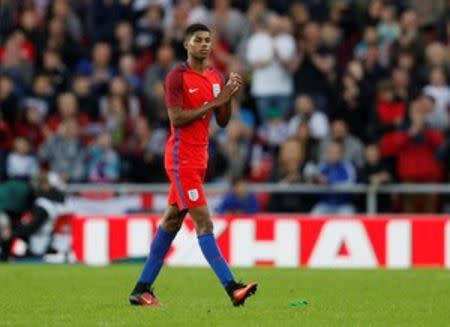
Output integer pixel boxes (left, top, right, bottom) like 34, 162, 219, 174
185, 31, 212, 60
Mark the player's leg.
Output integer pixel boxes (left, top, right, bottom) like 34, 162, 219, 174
136, 205, 187, 285
129, 203, 187, 306
189, 205, 257, 306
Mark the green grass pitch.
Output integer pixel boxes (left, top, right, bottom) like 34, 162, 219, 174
1, 264, 449, 326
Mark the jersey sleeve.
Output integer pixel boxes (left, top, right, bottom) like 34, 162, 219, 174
164, 68, 184, 108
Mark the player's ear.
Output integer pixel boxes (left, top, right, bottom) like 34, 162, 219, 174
183, 35, 190, 50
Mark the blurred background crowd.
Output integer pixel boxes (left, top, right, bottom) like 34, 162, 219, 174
0, 0, 449, 213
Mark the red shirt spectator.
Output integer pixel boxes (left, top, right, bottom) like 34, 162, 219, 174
14, 108, 45, 152
380, 101, 444, 182
45, 92, 90, 139
0, 118, 13, 151
376, 80, 406, 125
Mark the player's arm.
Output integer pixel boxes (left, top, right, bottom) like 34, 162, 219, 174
168, 102, 219, 128
215, 73, 242, 128
165, 68, 241, 127
215, 99, 232, 128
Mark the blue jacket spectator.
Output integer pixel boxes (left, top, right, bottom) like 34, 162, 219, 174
87, 132, 120, 182
310, 142, 356, 215
216, 177, 259, 215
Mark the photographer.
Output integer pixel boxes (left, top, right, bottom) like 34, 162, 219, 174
0, 172, 69, 261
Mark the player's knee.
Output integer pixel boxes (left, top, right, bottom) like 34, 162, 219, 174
161, 211, 185, 233
195, 218, 213, 235
161, 218, 182, 233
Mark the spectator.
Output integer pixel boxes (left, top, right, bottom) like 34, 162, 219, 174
44, 17, 80, 69
437, 3, 450, 45
377, 5, 400, 64
288, 94, 329, 140
246, 13, 296, 120
0, 171, 69, 261
354, 26, 378, 60
134, 5, 164, 55
380, 101, 444, 212
423, 67, 450, 130
294, 21, 336, 112
361, 42, 387, 87
0, 110, 13, 178
14, 103, 46, 152
372, 79, 407, 139
257, 106, 289, 150
71, 74, 99, 121
89, 0, 132, 43
0, 179, 34, 261
363, 0, 384, 27
391, 9, 424, 65
6, 137, 38, 180
319, 119, 365, 168
143, 44, 177, 124
391, 67, 412, 103
396, 50, 421, 92
216, 177, 259, 215
87, 132, 120, 183
103, 95, 131, 146
39, 118, 85, 182
267, 138, 312, 212
40, 48, 70, 94
209, 0, 246, 51
0, 105, 12, 145
113, 21, 138, 65
0, 0, 448, 204
421, 42, 450, 86
186, 0, 209, 25
359, 143, 392, 212
120, 116, 166, 183
359, 143, 391, 185
99, 77, 140, 120
310, 142, 356, 215
165, 4, 189, 62
0, 0, 15, 40
0, 32, 34, 94
294, 122, 320, 163
48, 0, 83, 42
76, 42, 115, 95
289, 3, 310, 36
381, 101, 445, 182
218, 119, 252, 179
27, 73, 54, 116
18, 9, 42, 51
0, 74, 18, 125
46, 92, 90, 134
377, 5, 400, 48
334, 61, 371, 141
118, 54, 141, 93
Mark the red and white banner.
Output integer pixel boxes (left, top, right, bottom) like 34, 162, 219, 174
72, 215, 450, 268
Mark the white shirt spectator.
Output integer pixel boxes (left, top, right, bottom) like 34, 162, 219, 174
187, 3, 209, 25
423, 85, 450, 129
7, 153, 39, 179
246, 31, 296, 96
287, 112, 329, 139
257, 120, 290, 147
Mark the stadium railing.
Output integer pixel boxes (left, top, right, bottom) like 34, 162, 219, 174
66, 183, 450, 214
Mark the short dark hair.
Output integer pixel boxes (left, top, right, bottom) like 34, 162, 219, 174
230, 175, 244, 187
184, 23, 211, 41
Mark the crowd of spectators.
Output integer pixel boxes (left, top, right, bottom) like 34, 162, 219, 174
0, 0, 450, 213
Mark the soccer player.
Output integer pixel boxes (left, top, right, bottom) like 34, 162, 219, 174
129, 23, 257, 307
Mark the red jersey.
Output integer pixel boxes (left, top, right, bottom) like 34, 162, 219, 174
164, 63, 224, 170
